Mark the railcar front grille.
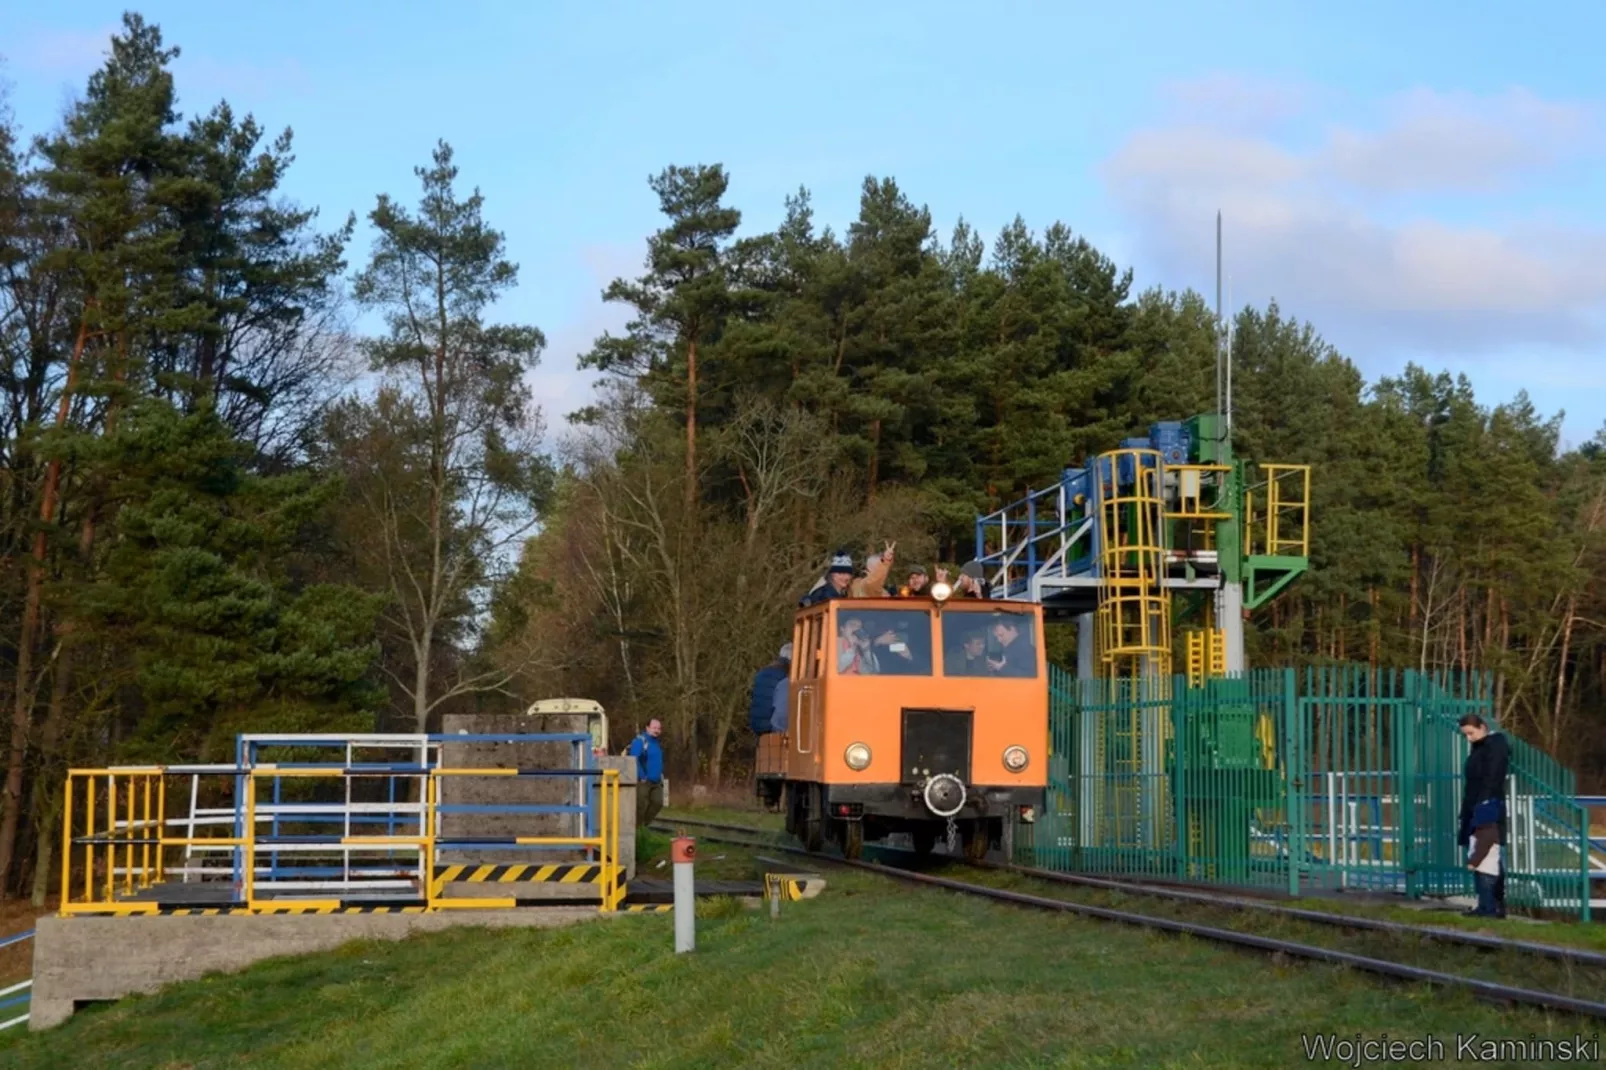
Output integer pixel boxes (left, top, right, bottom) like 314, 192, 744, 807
900, 709, 972, 784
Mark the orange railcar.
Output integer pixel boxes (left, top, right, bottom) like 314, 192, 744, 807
756, 596, 1047, 859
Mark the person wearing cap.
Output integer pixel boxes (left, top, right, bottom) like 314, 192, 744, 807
801, 542, 895, 606
749, 643, 792, 735
931, 563, 988, 599
800, 550, 856, 607
898, 565, 930, 597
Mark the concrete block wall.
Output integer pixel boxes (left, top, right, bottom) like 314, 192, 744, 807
30, 909, 599, 1031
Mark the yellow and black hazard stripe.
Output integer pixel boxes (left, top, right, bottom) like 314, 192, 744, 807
765, 873, 826, 901
250, 903, 432, 915
74, 904, 435, 917
622, 903, 671, 913
431, 863, 617, 886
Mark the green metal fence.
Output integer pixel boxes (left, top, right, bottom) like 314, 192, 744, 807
1033, 664, 1593, 920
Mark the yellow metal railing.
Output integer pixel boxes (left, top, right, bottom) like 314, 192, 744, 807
1246, 463, 1311, 558
60, 766, 623, 916
60, 768, 244, 917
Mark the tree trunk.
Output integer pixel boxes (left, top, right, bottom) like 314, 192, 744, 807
685, 338, 698, 519
1549, 591, 1579, 757
708, 709, 735, 787
413, 627, 433, 732
867, 419, 881, 505
29, 792, 61, 909
0, 319, 89, 895
26, 510, 96, 908
1409, 544, 1420, 626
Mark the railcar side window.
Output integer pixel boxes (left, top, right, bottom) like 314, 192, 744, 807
941, 611, 1039, 678
834, 609, 932, 677
799, 614, 825, 680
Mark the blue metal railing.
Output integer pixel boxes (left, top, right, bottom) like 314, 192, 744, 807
976, 468, 1099, 599
0, 928, 33, 1030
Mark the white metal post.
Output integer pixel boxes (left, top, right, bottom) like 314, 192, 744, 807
672, 836, 695, 953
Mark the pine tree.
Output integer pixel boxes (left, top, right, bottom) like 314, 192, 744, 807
342, 140, 549, 731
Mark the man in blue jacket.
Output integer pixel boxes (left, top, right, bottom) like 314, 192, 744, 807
627, 719, 665, 828
749, 644, 791, 735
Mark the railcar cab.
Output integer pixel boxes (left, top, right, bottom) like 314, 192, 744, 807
755, 593, 1048, 860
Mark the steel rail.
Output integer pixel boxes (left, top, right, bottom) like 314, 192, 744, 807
649, 819, 1606, 1019
653, 815, 1606, 967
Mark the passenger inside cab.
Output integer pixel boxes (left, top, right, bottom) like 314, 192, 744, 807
940, 610, 1038, 677
988, 617, 1034, 677
837, 609, 932, 676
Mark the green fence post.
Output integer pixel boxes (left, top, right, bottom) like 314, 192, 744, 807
1284, 666, 1299, 898
1583, 821, 1593, 924
1173, 686, 1186, 881
1399, 671, 1417, 900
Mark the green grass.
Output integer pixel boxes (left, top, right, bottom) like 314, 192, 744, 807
664, 805, 1606, 953
1, 835, 1594, 1068
657, 804, 785, 832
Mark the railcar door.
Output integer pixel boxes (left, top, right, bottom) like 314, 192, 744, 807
787, 608, 827, 781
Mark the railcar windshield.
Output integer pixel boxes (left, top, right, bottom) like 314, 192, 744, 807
834, 608, 933, 677
941, 610, 1039, 678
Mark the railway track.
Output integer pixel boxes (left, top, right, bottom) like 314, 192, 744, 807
649, 816, 1606, 1020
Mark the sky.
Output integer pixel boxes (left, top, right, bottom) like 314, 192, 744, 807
3, 1, 1604, 448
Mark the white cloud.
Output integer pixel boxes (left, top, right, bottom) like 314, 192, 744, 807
1103, 81, 1606, 359
524, 241, 644, 445
1323, 88, 1594, 195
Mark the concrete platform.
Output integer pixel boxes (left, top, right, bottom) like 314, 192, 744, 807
31, 907, 599, 1031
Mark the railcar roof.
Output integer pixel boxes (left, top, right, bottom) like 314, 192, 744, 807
801, 598, 1038, 612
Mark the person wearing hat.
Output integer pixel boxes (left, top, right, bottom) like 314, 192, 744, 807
749, 643, 792, 735
899, 565, 930, 597
801, 542, 895, 606
930, 562, 990, 599
800, 550, 856, 607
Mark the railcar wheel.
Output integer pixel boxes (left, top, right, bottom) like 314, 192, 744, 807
783, 784, 801, 839
910, 826, 937, 857
802, 783, 825, 853
842, 820, 864, 860
962, 819, 990, 862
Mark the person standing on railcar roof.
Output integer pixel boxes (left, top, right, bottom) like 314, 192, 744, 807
898, 565, 929, 597
800, 543, 896, 606
627, 719, 665, 829
1456, 713, 1509, 917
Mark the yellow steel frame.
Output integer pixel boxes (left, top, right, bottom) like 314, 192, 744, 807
1165, 464, 1233, 521
57, 769, 192, 917
59, 766, 624, 916
1184, 629, 1226, 688
1246, 463, 1312, 558
1094, 449, 1172, 679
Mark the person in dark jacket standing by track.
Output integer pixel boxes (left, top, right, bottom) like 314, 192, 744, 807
749, 644, 791, 734
627, 719, 665, 829
1456, 713, 1509, 917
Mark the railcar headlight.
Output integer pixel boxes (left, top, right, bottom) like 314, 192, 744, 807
930, 581, 953, 603
1002, 746, 1029, 773
844, 743, 872, 771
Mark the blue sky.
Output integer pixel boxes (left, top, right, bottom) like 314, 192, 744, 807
4, 1, 1604, 445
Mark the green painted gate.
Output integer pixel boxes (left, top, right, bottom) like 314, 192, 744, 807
1032, 664, 1592, 920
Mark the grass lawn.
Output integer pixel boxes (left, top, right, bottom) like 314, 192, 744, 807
662, 803, 1606, 954
0, 831, 1593, 1068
